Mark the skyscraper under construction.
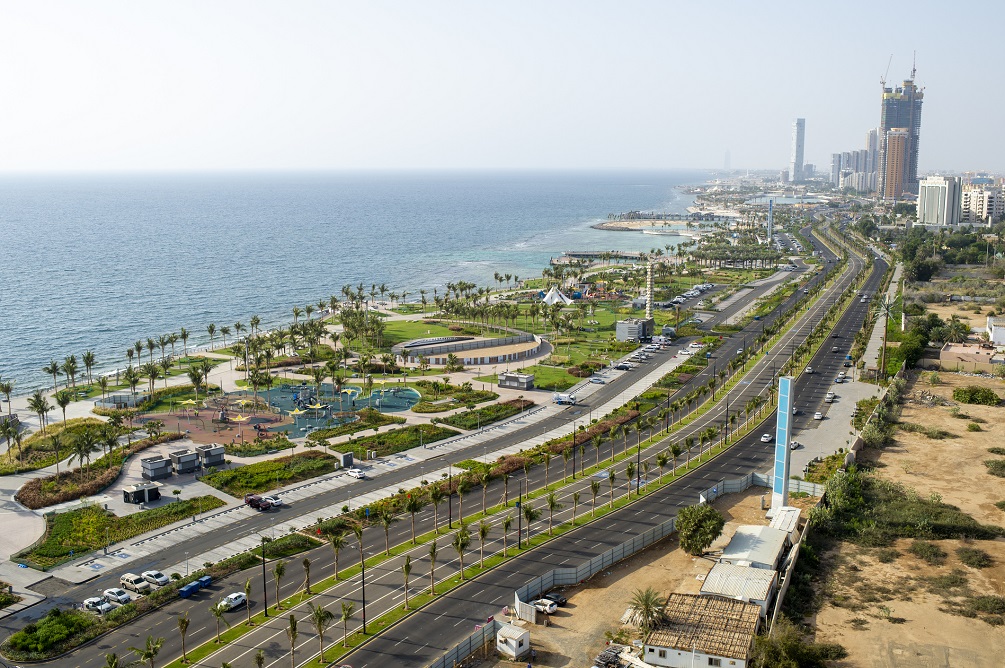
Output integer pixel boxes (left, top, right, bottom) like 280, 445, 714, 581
878, 70, 924, 200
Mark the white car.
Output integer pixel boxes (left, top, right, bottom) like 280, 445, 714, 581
84, 597, 113, 614
789, 441, 802, 450
805, 367, 814, 374
814, 411, 824, 420
532, 599, 558, 614
677, 349, 691, 356
261, 495, 283, 507
688, 341, 704, 349
219, 592, 247, 611
346, 468, 366, 479
103, 588, 132, 605
759, 434, 772, 443
142, 570, 169, 587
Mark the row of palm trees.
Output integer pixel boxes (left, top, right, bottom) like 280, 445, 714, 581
41, 351, 98, 392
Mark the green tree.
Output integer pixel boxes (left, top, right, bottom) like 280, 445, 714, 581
401, 555, 412, 609
272, 559, 286, 611
546, 492, 563, 535
501, 514, 513, 556
377, 507, 399, 555
477, 520, 491, 567
750, 616, 847, 668
339, 601, 355, 647
522, 502, 541, 542
128, 635, 165, 668
676, 504, 726, 556
608, 468, 616, 508
285, 614, 298, 668
452, 523, 471, 580
627, 587, 667, 634
429, 485, 445, 534
590, 480, 601, 517
404, 494, 423, 544
302, 557, 312, 594
306, 601, 335, 663
209, 602, 230, 643
54, 389, 72, 424
325, 530, 348, 581
428, 540, 438, 594
177, 613, 190, 664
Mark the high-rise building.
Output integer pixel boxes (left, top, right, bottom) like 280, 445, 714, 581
878, 75, 924, 198
917, 176, 961, 226
865, 128, 879, 176
882, 129, 910, 200
830, 153, 842, 185
790, 119, 805, 183
962, 186, 1005, 225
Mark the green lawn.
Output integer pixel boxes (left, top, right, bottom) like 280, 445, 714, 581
202, 451, 339, 496
440, 399, 535, 430
343, 424, 459, 458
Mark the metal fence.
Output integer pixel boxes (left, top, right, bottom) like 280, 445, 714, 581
427, 619, 504, 668
398, 333, 536, 359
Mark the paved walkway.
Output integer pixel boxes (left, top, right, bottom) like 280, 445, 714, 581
862, 263, 902, 373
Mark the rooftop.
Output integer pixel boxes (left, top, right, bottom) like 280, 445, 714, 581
700, 563, 777, 602
645, 594, 760, 660
768, 506, 801, 536
719, 525, 788, 568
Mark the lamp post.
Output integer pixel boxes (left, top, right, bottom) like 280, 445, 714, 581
260, 535, 269, 617
447, 463, 453, 529
516, 479, 524, 549
185, 551, 189, 577
571, 421, 577, 480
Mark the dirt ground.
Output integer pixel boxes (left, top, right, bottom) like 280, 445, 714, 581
813, 372, 1005, 667
916, 300, 987, 333
480, 487, 815, 668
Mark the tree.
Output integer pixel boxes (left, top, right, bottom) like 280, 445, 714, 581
404, 495, 422, 544
210, 602, 230, 643
676, 504, 726, 556
477, 520, 491, 567
457, 478, 470, 523
428, 540, 438, 594
572, 491, 580, 525
401, 555, 412, 609
128, 635, 164, 668
339, 601, 355, 647
590, 480, 601, 517
102, 653, 131, 668
625, 462, 636, 498
254, 649, 265, 668
326, 530, 348, 581
42, 359, 62, 390
70, 429, 99, 480
430, 485, 445, 534
306, 601, 335, 663
522, 503, 541, 542
54, 389, 72, 423
273, 559, 286, 611
501, 514, 513, 556
608, 468, 616, 508
627, 587, 667, 635
377, 507, 399, 555
656, 452, 669, 483
285, 614, 298, 668
244, 578, 253, 627
750, 616, 848, 668
479, 471, 491, 516
452, 522, 471, 580
177, 613, 190, 664
546, 492, 563, 535
302, 557, 312, 594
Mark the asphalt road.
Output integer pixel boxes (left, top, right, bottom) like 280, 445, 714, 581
5, 224, 856, 667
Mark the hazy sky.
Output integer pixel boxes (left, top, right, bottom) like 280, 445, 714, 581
1, 1, 1001, 173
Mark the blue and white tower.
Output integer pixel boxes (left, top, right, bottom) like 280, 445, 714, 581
771, 376, 793, 513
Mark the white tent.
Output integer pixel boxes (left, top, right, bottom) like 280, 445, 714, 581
542, 286, 573, 305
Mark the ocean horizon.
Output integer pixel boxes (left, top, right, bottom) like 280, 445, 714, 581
0, 169, 706, 392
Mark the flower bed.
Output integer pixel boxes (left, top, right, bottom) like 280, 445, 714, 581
17, 495, 226, 570
202, 451, 338, 496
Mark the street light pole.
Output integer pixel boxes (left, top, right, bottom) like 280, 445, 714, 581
260, 535, 269, 617
516, 480, 523, 550
448, 463, 453, 529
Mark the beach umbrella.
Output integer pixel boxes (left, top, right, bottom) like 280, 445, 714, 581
289, 407, 305, 427
232, 413, 250, 439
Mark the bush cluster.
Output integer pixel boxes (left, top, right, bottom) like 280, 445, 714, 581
203, 451, 338, 496
953, 385, 1001, 406
441, 399, 534, 430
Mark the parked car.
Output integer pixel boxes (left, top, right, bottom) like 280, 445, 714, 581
103, 588, 132, 605
142, 570, 169, 587
261, 495, 282, 507
532, 599, 558, 614
119, 573, 151, 594
814, 411, 824, 420
219, 592, 247, 611
542, 592, 568, 607
244, 494, 272, 511
589, 377, 606, 384
833, 377, 843, 384
346, 468, 366, 479
84, 597, 113, 614
843, 360, 853, 367
759, 434, 772, 443
789, 441, 802, 450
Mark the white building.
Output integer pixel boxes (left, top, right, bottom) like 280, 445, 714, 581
987, 316, 1005, 346
643, 594, 761, 668
789, 119, 805, 183
719, 525, 788, 571
495, 622, 531, 660
917, 176, 962, 226
700, 563, 778, 618
962, 186, 1005, 225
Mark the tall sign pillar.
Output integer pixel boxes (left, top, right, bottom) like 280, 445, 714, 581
771, 376, 793, 514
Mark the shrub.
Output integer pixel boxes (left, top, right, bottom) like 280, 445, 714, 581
876, 548, 899, 563
441, 399, 534, 430
203, 451, 338, 496
953, 385, 1001, 406
969, 596, 1005, 615
5, 608, 97, 655
957, 546, 993, 568
968, 422, 983, 432
909, 540, 947, 566
988, 448, 1005, 456
985, 460, 1005, 478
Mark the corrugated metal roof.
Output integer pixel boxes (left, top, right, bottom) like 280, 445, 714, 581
719, 525, 787, 568
769, 507, 801, 535
700, 563, 776, 601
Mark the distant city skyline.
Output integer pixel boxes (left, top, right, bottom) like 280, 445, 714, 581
1, 1, 1003, 172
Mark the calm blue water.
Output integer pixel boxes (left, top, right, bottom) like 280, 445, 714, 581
0, 170, 704, 391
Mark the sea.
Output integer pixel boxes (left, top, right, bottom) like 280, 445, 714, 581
0, 170, 705, 392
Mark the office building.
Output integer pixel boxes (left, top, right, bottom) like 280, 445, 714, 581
962, 186, 1005, 225
830, 153, 842, 185
882, 129, 910, 200
917, 176, 961, 226
865, 128, 879, 175
789, 118, 805, 182
878, 75, 924, 198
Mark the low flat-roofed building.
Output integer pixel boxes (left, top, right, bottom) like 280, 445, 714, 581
495, 622, 531, 660
498, 371, 535, 391
719, 525, 788, 571
700, 563, 778, 618
616, 317, 655, 342
768, 506, 802, 544
939, 341, 999, 373
643, 594, 761, 668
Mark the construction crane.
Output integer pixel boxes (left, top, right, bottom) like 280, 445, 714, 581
880, 54, 893, 88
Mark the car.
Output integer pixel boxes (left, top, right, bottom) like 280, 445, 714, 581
805, 366, 814, 374
219, 592, 247, 611
791, 407, 799, 415
803, 288, 809, 293
542, 592, 568, 606
142, 570, 169, 587
737, 348, 744, 355
688, 341, 704, 349
614, 363, 632, 370
244, 494, 272, 511
814, 412, 823, 420
831, 333, 840, 338
346, 468, 366, 479
790, 441, 802, 450
261, 495, 282, 507
589, 377, 606, 384
677, 349, 691, 357
532, 599, 558, 614
833, 377, 843, 384
84, 597, 113, 614
103, 588, 132, 605
759, 434, 772, 443
842, 360, 853, 367
838, 371, 846, 378
831, 346, 840, 353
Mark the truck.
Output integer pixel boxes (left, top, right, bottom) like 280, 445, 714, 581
552, 393, 577, 406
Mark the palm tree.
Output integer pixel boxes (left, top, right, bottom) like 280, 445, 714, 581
477, 520, 491, 567
0, 378, 13, 419
254, 649, 265, 668
326, 530, 348, 581
273, 559, 286, 611
82, 350, 96, 385
479, 471, 491, 516
206, 323, 217, 350
546, 492, 563, 535
452, 523, 471, 580
561, 447, 571, 482
70, 429, 98, 481
401, 555, 412, 610
244, 578, 253, 627
377, 507, 399, 555
592, 433, 602, 468
429, 485, 445, 534
302, 557, 312, 594
428, 540, 438, 594
28, 389, 51, 435
627, 587, 668, 635
306, 601, 335, 662
285, 614, 298, 668
571, 491, 580, 525
874, 295, 898, 380
501, 514, 513, 556
404, 495, 422, 544
339, 601, 355, 647
54, 389, 72, 423
590, 480, 601, 517
656, 452, 669, 483
42, 359, 62, 390
179, 328, 190, 358
210, 602, 230, 643
456, 479, 470, 523
543, 452, 551, 488
128, 635, 164, 668
522, 502, 541, 542
102, 653, 131, 668
177, 613, 190, 664
608, 468, 616, 508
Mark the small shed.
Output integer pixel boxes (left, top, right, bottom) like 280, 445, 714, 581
498, 371, 535, 391
170, 449, 200, 475
495, 622, 531, 660
141, 455, 172, 481
195, 444, 225, 469
123, 481, 162, 505
331, 451, 353, 469
700, 563, 778, 618
768, 506, 802, 544
719, 525, 788, 571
